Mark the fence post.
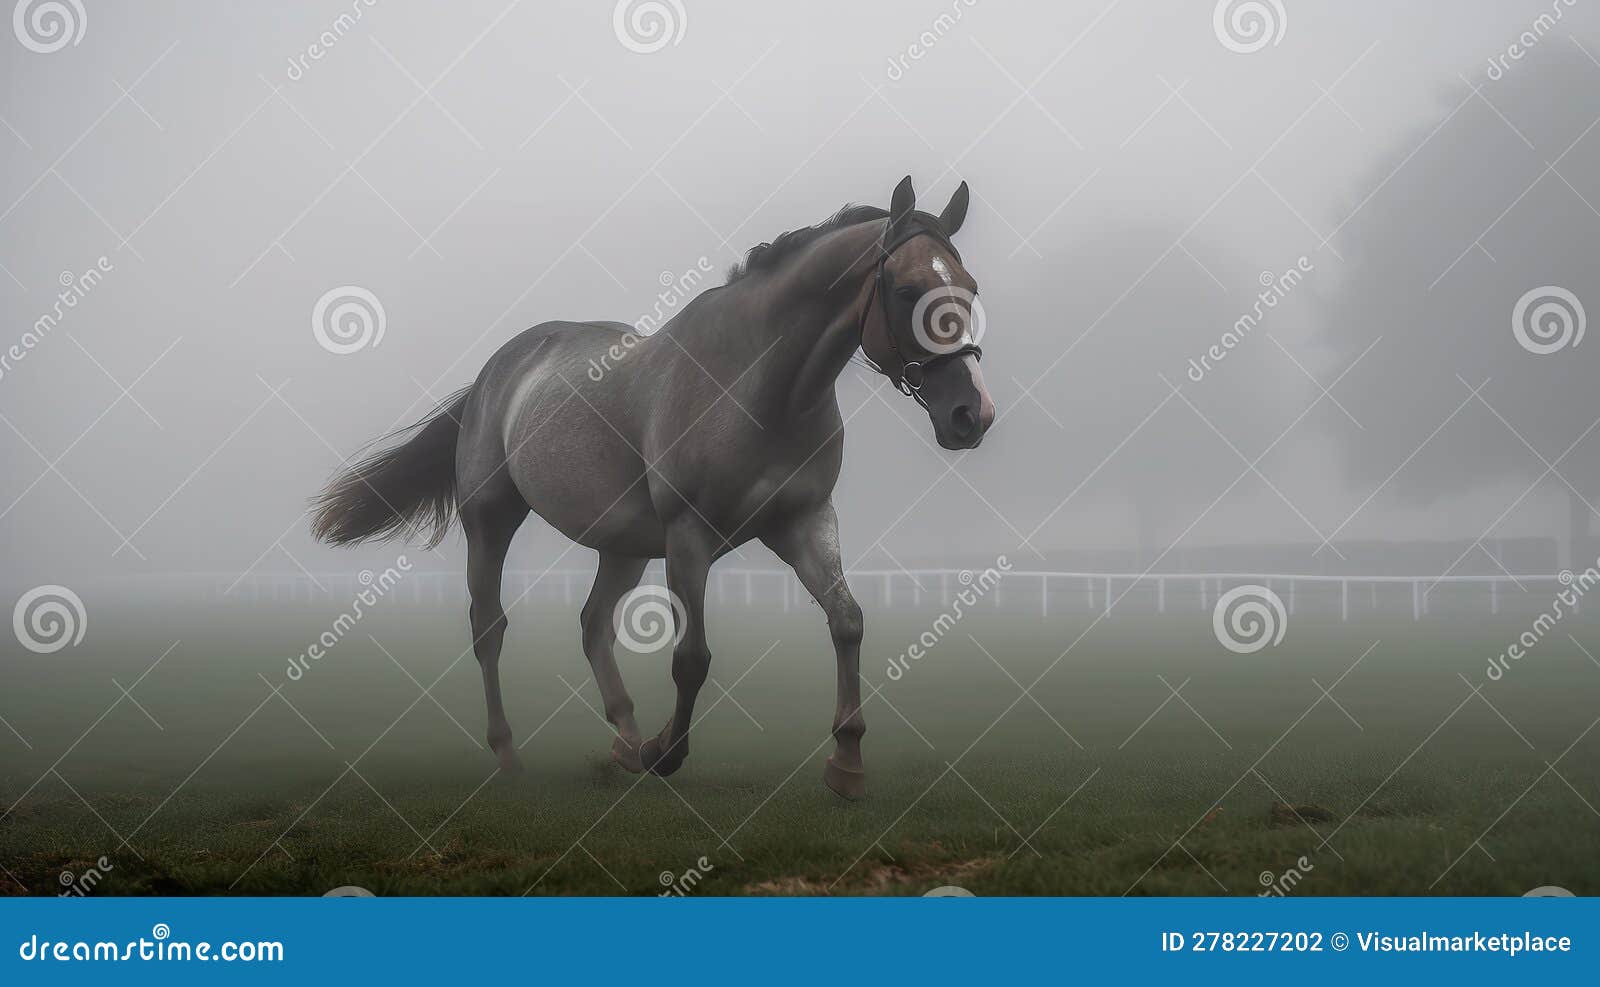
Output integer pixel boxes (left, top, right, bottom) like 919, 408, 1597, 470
1288, 578, 1295, 615
1340, 578, 1348, 622
1200, 576, 1208, 611
1412, 580, 1420, 621
1157, 577, 1165, 614
1041, 573, 1048, 618
1104, 575, 1112, 617
884, 572, 892, 608
1490, 579, 1498, 615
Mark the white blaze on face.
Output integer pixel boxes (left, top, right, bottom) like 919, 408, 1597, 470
929, 255, 955, 288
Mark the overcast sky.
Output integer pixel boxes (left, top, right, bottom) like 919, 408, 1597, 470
2, 0, 1597, 590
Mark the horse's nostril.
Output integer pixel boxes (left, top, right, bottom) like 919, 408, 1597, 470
951, 405, 978, 439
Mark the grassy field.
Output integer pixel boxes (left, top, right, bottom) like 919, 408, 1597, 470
1, 591, 1597, 896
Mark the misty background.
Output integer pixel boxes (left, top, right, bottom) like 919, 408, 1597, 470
3, 0, 1598, 599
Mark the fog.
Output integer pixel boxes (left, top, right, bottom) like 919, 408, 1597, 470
2, 0, 1597, 594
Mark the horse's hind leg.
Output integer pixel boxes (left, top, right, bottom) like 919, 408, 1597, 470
580, 552, 649, 772
462, 493, 528, 774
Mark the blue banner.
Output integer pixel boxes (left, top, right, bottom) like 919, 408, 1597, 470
1, 897, 1590, 984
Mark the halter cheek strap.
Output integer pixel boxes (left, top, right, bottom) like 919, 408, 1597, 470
858, 226, 983, 410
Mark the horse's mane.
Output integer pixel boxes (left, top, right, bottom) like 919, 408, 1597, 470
725, 204, 888, 283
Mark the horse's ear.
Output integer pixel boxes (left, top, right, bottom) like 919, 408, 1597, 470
888, 175, 916, 237
939, 181, 969, 236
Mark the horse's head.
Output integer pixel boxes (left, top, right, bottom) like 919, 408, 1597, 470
861, 176, 996, 450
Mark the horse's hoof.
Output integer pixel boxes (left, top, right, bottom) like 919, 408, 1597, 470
611, 735, 644, 774
823, 757, 866, 800
640, 736, 685, 777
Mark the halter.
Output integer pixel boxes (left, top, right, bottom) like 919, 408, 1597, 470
857, 225, 984, 410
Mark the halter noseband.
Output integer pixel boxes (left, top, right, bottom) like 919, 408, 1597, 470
858, 225, 983, 410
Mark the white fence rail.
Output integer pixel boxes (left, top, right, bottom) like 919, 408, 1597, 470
185, 567, 1580, 622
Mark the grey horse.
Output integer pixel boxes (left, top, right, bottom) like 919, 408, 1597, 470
311, 176, 995, 798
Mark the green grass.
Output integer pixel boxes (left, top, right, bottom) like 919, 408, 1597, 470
1, 594, 1597, 896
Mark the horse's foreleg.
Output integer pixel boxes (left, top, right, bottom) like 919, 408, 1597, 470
762, 503, 866, 799
640, 521, 715, 777
581, 552, 649, 772
463, 498, 528, 774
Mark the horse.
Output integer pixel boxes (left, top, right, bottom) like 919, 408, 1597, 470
310, 176, 995, 799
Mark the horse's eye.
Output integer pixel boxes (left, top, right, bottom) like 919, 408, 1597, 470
893, 285, 920, 301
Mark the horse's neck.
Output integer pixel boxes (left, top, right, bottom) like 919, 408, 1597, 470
733, 222, 883, 421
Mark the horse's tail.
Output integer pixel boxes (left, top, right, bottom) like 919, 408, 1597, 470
310, 386, 472, 548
